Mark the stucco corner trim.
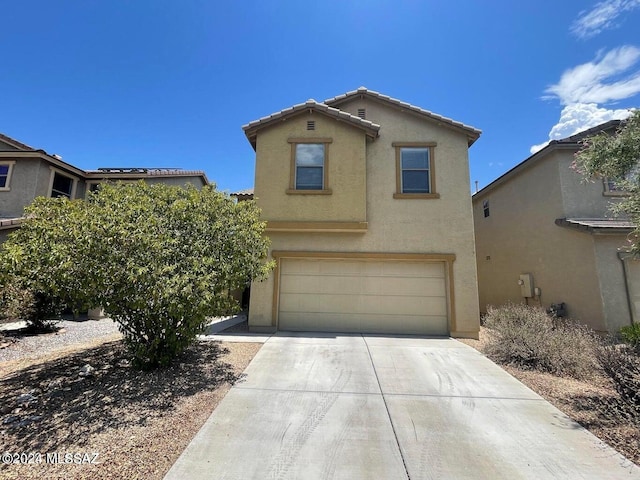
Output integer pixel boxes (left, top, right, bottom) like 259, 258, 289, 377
265, 221, 368, 233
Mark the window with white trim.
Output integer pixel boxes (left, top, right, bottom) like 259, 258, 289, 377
0, 162, 15, 190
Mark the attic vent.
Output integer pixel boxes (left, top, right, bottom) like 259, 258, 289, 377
357, 108, 366, 119
307, 120, 315, 130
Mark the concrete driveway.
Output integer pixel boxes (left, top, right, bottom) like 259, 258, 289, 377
165, 333, 639, 479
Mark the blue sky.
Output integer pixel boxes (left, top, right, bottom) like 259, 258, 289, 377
1, 1, 639, 193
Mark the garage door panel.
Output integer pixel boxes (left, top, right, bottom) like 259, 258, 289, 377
281, 274, 446, 298
278, 258, 449, 335
278, 312, 448, 335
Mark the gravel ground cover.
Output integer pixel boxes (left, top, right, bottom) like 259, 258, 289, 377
0, 319, 261, 479
458, 329, 640, 465
0, 319, 121, 363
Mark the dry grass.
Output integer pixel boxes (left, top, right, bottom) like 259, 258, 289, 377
0, 336, 261, 479
459, 328, 640, 465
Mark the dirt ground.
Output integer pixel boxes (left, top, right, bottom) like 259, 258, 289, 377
0, 336, 261, 480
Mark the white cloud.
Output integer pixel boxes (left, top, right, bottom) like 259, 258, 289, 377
531, 47, 640, 153
571, 0, 640, 39
529, 103, 632, 154
544, 46, 640, 104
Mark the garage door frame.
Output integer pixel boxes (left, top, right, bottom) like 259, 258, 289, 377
270, 251, 457, 333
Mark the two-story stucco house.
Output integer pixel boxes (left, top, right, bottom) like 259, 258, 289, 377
0, 132, 209, 240
473, 121, 637, 334
242, 87, 482, 338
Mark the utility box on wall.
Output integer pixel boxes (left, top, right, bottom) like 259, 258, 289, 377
518, 273, 534, 298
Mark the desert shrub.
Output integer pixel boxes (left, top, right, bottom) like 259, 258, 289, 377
483, 303, 598, 379
597, 342, 640, 415
620, 323, 640, 352
0, 281, 61, 331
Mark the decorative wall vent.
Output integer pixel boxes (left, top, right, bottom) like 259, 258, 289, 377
357, 108, 366, 119
307, 120, 315, 130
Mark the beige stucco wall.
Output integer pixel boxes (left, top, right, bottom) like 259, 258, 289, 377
594, 236, 633, 331
250, 99, 480, 337
473, 149, 621, 332
254, 113, 367, 223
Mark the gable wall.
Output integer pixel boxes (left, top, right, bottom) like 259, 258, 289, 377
473, 151, 606, 331
254, 112, 367, 223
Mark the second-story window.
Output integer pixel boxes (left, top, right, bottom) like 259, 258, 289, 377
483, 200, 490, 217
393, 142, 439, 199
0, 162, 15, 190
50, 171, 75, 198
287, 137, 332, 194
295, 143, 324, 190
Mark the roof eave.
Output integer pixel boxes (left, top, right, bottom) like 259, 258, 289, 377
554, 218, 635, 235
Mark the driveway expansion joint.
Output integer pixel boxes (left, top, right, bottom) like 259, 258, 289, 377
363, 334, 412, 480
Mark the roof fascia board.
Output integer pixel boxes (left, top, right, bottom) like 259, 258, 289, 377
0, 151, 86, 177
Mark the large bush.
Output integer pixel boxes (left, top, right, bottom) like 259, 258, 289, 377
483, 303, 598, 379
0, 182, 273, 369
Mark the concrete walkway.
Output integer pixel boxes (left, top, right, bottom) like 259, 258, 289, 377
165, 333, 639, 480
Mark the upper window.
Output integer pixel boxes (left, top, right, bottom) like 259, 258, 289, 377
296, 144, 324, 190
483, 200, 490, 217
287, 138, 332, 194
393, 142, 439, 199
0, 162, 15, 190
603, 177, 630, 196
50, 171, 76, 199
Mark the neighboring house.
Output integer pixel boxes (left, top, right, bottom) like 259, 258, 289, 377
242, 87, 482, 338
0, 133, 209, 241
473, 120, 637, 334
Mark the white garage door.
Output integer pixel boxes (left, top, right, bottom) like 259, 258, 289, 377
278, 258, 448, 335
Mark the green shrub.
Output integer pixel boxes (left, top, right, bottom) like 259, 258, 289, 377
620, 323, 640, 352
0, 281, 61, 331
483, 303, 598, 379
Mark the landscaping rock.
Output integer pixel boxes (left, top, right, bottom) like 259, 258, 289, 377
16, 393, 37, 406
79, 364, 95, 377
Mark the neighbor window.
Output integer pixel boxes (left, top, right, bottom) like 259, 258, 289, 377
393, 142, 439, 199
0, 161, 15, 190
287, 138, 332, 194
49, 170, 76, 198
483, 200, 490, 217
603, 177, 630, 196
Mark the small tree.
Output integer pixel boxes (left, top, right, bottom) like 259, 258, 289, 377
574, 110, 640, 253
0, 182, 273, 368
0, 197, 90, 329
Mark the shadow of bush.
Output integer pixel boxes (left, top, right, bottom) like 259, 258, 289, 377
0, 340, 242, 452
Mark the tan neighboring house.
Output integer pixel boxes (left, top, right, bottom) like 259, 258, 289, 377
473, 120, 637, 334
242, 87, 482, 338
0, 132, 209, 241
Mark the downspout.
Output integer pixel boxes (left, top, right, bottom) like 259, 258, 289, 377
618, 251, 636, 325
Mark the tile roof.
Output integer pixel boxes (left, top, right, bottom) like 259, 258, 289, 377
0, 133, 36, 151
85, 168, 208, 178
474, 119, 625, 199
231, 188, 254, 196
555, 217, 635, 234
551, 120, 622, 144
242, 99, 381, 149
324, 87, 482, 145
